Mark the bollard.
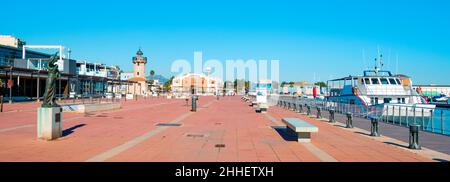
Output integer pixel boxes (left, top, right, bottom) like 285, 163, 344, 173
317, 107, 322, 119
329, 109, 335, 123
306, 105, 311, 116
346, 112, 353, 128
185, 98, 189, 106
191, 95, 198, 112
409, 125, 421, 150
370, 117, 380, 137
0, 95, 3, 112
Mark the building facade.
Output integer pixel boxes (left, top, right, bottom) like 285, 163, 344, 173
0, 35, 135, 102
171, 73, 223, 97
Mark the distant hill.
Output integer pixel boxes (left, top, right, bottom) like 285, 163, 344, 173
147, 75, 169, 84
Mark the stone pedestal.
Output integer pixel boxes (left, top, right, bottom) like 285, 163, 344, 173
37, 107, 62, 140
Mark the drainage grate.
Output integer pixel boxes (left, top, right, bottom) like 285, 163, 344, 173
113, 116, 123, 119
156, 122, 182, 127
186, 133, 205, 138
215, 144, 226, 148
215, 122, 223, 125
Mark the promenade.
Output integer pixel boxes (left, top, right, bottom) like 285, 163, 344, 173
0, 96, 447, 162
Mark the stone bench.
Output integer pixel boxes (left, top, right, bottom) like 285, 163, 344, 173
282, 118, 318, 143
256, 103, 268, 113
251, 101, 258, 108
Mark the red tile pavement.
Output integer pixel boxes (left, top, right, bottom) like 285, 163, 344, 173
0, 96, 433, 162
268, 106, 433, 162
0, 97, 212, 162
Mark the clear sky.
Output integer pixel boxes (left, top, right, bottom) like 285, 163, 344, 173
2, 0, 449, 84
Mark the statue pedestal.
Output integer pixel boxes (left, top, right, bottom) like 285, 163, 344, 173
37, 107, 62, 140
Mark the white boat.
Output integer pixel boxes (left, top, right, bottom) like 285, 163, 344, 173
326, 54, 436, 119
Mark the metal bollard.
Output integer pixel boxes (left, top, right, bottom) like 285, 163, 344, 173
191, 95, 198, 112
370, 117, 380, 137
0, 95, 3, 112
317, 107, 322, 119
409, 125, 421, 150
306, 105, 311, 116
346, 112, 353, 128
329, 109, 335, 123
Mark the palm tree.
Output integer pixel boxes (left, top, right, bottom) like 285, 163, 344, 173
150, 70, 155, 80
163, 76, 174, 92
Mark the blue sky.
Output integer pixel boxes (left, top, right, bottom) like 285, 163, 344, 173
1, 0, 450, 84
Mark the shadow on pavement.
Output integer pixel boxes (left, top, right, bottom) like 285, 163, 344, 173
271, 126, 297, 141
62, 124, 86, 137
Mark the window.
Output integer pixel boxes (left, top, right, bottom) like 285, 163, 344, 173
364, 78, 371, 85
371, 78, 380, 85
384, 98, 392, 104
389, 78, 397, 85
371, 97, 379, 105
380, 78, 389, 85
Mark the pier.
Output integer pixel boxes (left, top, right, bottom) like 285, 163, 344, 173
0, 96, 448, 162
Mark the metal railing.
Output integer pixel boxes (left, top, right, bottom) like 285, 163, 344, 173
273, 95, 449, 136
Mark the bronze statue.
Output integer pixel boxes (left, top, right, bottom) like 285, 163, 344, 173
42, 53, 60, 108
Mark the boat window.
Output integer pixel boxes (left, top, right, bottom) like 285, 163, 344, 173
396, 79, 402, 85
371, 78, 380, 85
380, 78, 389, 85
384, 98, 392, 104
389, 78, 398, 85
364, 78, 371, 85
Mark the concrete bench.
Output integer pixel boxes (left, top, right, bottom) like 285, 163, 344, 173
282, 118, 318, 143
256, 103, 268, 113
251, 101, 258, 108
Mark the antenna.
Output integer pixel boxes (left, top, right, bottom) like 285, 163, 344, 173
362, 49, 368, 70
396, 54, 399, 75
380, 54, 384, 69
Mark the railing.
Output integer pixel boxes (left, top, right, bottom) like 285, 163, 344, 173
273, 95, 450, 136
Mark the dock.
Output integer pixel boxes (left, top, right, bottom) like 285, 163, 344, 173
0, 96, 448, 162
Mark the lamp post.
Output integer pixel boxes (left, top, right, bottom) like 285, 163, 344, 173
9, 66, 12, 104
